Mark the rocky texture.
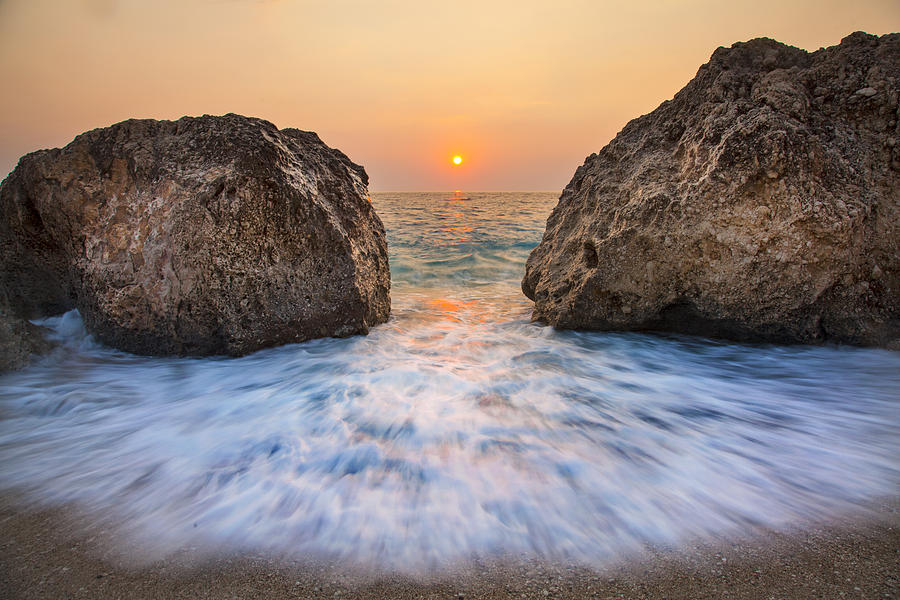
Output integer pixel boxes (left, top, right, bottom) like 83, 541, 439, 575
0, 290, 53, 372
0, 114, 390, 356
523, 32, 900, 347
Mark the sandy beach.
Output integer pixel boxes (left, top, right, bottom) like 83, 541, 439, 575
2, 493, 898, 600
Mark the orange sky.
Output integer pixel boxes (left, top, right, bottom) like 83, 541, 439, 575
1, 0, 897, 190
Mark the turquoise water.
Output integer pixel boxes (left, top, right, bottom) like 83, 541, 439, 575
0, 191, 898, 570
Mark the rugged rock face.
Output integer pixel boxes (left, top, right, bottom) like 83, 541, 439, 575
0, 114, 390, 356
523, 32, 900, 348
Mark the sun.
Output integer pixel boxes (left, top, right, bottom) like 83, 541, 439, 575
452, 155, 462, 165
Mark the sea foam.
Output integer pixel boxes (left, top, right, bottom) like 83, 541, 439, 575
0, 192, 897, 571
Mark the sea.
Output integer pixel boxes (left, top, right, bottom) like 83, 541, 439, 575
0, 191, 898, 571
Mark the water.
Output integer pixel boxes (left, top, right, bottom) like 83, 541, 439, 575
0, 191, 898, 571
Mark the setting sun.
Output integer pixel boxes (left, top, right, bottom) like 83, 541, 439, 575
452, 155, 462, 165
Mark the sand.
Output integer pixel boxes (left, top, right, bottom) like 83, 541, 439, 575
1, 493, 898, 599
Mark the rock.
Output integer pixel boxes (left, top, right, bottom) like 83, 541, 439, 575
0, 289, 53, 372
0, 114, 390, 356
523, 32, 900, 347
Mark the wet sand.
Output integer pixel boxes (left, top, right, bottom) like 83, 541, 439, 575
1, 494, 898, 600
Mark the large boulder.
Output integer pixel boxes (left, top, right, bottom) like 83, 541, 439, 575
523, 32, 899, 348
0, 114, 390, 356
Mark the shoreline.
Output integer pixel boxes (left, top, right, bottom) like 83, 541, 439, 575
1, 493, 898, 599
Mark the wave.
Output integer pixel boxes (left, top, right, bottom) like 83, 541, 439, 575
1, 192, 898, 572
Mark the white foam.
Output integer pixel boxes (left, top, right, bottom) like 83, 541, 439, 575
1, 305, 898, 571
2, 191, 898, 572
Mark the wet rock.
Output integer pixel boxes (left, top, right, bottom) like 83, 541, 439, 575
0, 312, 52, 372
0, 114, 390, 356
0, 290, 53, 372
523, 32, 900, 347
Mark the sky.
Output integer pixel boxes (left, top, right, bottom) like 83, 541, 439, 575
0, 1, 898, 191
